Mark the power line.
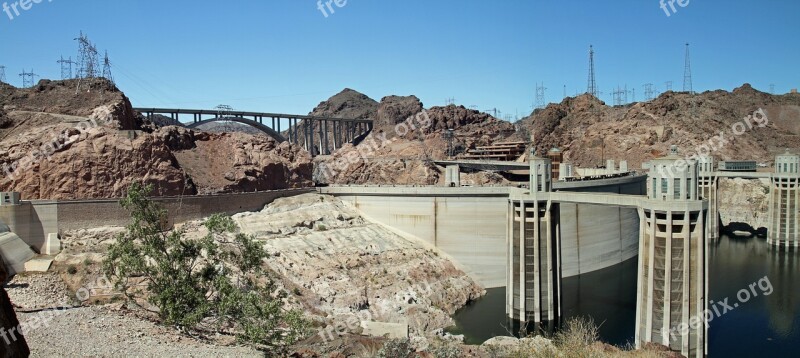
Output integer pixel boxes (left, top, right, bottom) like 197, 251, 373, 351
75, 31, 99, 79
613, 86, 626, 106
102, 50, 114, 85
683, 43, 693, 94
587, 45, 598, 97
57, 56, 76, 80
19, 69, 38, 88
644, 83, 654, 101
535, 82, 547, 109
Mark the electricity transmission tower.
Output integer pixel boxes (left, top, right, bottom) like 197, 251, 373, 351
0, 66, 5, 83
75, 31, 99, 79
587, 45, 598, 97
630, 87, 636, 102
19, 69, 38, 88
770, 84, 776, 94
58, 56, 76, 80
665, 81, 673, 92
535, 83, 547, 109
683, 43, 693, 94
613, 87, 626, 106
644, 83, 654, 101
102, 51, 114, 85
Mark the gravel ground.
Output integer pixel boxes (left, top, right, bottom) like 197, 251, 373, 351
5, 272, 75, 310
5, 273, 263, 357
17, 306, 263, 357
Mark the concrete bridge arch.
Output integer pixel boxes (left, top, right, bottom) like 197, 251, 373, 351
187, 117, 287, 142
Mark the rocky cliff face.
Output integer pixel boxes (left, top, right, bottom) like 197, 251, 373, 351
198, 194, 484, 336
0, 79, 313, 199
0, 78, 139, 133
0, 124, 311, 199
717, 178, 770, 231
315, 102, 517, 185
523, 85, 800, 169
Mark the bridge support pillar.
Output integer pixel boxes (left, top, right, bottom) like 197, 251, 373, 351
322, 120, 329, 155
637, 146, 707, 358
767, 150, 800, 249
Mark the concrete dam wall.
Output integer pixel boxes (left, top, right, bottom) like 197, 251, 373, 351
321, 175, 646, 289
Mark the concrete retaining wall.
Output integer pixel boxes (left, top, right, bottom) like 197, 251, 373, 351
0, 189, 312, 250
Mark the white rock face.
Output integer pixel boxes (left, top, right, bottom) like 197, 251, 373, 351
717, 178, 770, 230
231, 193, 485, 337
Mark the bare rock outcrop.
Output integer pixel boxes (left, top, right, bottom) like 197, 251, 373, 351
523, 85, 800, 169
316, 105, 516, 185
375, 95, 423, 129
171, 129, 312, 194
717, 178, 770, 231
0, 78, 139, 132
0, 125, 311, 199
226, 194, 485, 336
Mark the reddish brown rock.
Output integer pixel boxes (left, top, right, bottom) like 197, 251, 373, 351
0, 125, 311, 199
523, 84, 800, 169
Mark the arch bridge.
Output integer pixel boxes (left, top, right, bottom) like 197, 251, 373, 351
134, 107, 374, 156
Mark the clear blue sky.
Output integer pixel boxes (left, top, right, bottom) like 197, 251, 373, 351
1, 0, 798, 120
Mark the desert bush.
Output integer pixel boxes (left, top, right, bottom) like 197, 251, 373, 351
103, 183, 307, 353
377, 338, 415, 358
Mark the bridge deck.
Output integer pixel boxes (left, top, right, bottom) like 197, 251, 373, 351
134, 107, 373, 124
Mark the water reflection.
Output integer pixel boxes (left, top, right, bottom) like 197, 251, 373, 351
765, 249, 799, 337
447, 258, 637, 346
449, 235, 800, 356
707, 235, 800, 356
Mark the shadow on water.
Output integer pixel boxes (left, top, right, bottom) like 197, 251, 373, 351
448, 235, 800, 356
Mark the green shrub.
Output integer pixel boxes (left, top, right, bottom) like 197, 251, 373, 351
103, 183, 307, 354
377, 338, 415, 358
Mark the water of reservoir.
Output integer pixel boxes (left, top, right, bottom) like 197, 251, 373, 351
448, 234, 800, 356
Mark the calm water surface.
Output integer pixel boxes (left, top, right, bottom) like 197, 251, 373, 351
448, 235, 800, 356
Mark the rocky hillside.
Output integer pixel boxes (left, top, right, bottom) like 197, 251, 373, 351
307, 89, 518, 185
0, 78, 139, 137
0, 79, 312, 199
523, 85, 800, 168
225, 194, 485, 337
